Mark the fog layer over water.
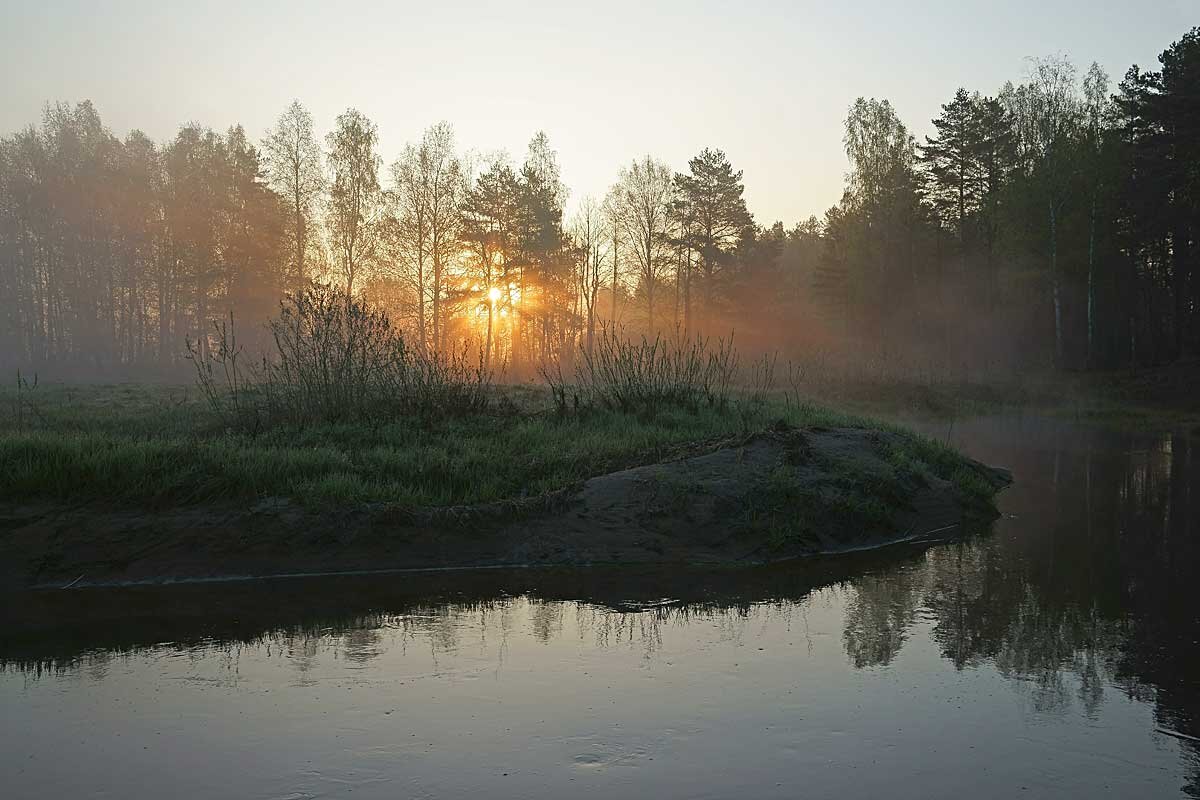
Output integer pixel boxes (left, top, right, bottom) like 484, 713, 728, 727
3, 415, 1198, 798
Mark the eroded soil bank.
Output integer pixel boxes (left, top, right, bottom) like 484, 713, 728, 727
0, 426, 1010, 590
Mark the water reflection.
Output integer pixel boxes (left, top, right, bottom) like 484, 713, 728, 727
2, 415, 1198, 797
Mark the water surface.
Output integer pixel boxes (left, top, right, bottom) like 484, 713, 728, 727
3, 415, 1198, 798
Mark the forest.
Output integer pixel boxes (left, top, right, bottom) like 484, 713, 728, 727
0, 26, 1197, 379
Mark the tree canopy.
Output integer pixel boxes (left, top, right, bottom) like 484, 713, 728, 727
2, 25, 1198, 375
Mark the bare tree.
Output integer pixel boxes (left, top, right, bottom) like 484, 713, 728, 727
422, 123, 466, 353
390, 143, 429, 349
602, 190, 623, 327
571, 196, 609, 356
326, 108, 382, 298
263, 100, 324, 291
390, 123, 467, 353
612, 156, 674, 335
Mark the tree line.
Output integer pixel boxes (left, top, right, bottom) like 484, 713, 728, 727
1, 26, 1196, 376
818, 30, 1199, 372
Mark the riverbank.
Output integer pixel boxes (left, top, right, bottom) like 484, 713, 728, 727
5, 413, 1191, 800
0, 383, 1009, 589
782, 360, 1200, 431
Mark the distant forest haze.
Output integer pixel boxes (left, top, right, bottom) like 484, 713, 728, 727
1, 26, 1198, 379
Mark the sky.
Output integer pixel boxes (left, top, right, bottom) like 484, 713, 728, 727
1, 0, 1194, 224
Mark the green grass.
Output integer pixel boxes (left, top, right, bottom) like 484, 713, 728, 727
1, 382, 887, 510
739, 440, 945, 550
738, 465, 895, 549
735, 429, 1006, 550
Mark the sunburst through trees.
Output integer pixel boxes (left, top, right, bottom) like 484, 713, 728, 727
1, 26, 1198, 376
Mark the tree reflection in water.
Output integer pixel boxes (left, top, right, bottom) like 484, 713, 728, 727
3, 416, 1197, 794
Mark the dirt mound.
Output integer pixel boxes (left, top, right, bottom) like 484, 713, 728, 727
0, 427, 1010, 590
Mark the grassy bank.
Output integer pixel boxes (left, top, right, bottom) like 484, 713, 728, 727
0, 380, 992, 512
0, 291, 1009, 517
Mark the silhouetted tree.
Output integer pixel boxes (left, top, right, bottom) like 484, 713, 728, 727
3, 24, 1199, 376
263, 100, 324, 291
390, 122, 464, 353
460, 157, 519, 367
1117, 27, 1200, 360
571, 196, 609, 356
612, 156, 674, 335
840, 98, 924, 338
325, 108, 382, 299
921, 89, 1016, 307
1002, 56, 1082, 365
515, 132, 568, 364
673, 148, 753, 332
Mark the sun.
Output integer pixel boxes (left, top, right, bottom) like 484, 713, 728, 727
488, 286, 502, 303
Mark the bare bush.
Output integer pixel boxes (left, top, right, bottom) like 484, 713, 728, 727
188, 283, 490, 429
187, 314, 255, 428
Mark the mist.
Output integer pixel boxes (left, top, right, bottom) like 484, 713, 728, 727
3, 29, 1197, 388
4, 13, 1200, 800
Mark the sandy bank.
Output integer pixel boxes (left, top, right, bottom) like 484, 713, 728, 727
0, 426, 1010, 590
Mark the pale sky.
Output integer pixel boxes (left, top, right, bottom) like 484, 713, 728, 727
1, 0, 1193, 224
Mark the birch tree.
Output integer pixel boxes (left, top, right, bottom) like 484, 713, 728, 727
612, 156, 674, 335
1082, 63, 1113, 364
571, 196, 609, 356
326, 109, 382, 298
263, 100, 324, 291
1002, 56, 1082, 366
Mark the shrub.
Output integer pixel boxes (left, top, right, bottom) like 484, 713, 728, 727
546, 327, 739, 414
187, 283, 490, 430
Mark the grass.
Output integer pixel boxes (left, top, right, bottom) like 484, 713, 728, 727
739, 443, 922, 549
735, 429, 1005, 550
1, 381, 887, 510
877, 430, 1000, 506
738, 466, 894, 549
5, 349, 1184, 518
545, 327, 740, 414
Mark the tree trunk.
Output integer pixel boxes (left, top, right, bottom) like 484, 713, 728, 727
417, 259, 427, 355
704, 255, 714, 334
432, 254, 441, 356
1051, 202, 1063, 368
1086, 196, 1097, 367
611, 236, 618, 327
683, 246, 692, 339
158, 268, 171, 365
673, 246, 680, 333
586, 302, 595, 357
294, 179, 305, 292
485, 302, 493, 371
1173, 222, 1191, 358
646, 286, 654, 338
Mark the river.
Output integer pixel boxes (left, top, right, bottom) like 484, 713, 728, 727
2, 414, 1198, 798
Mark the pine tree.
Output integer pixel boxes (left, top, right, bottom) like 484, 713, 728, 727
920, 88, 979, 245
673, 148, 753, 331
